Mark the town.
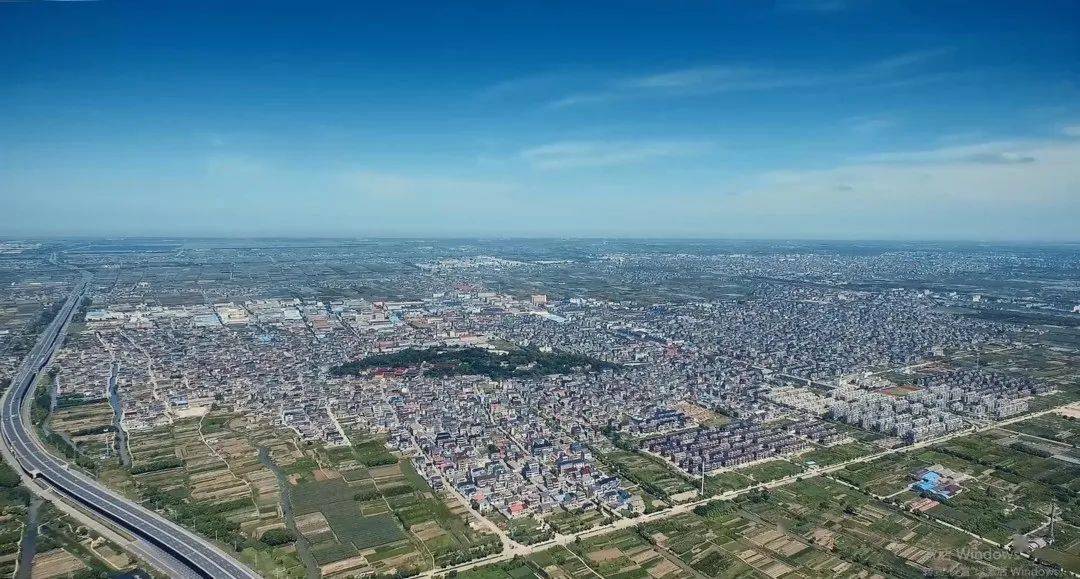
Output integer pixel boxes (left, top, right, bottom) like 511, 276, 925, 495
1, 239, 1076, 578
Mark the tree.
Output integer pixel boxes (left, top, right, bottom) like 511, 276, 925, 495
260, 528, 296, 546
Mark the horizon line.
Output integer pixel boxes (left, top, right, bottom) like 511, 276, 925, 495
3, 235, 1079, 246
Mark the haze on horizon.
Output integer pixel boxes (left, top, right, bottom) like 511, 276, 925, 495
2, 1, 1079, 241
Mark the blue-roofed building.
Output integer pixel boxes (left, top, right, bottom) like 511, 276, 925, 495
911, 467, 962, 500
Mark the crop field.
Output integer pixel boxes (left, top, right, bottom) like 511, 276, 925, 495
237, 546, 306, 579
925, 478, 1045, 544
287, 435, 500, 574
707, 477, 1039, 578
379, 468, 501, 568
19, 501, 142, 579
937, 434, 1080, 495
827, 433, 1073, 551
196, 418, 281, 525
105, 397, 1079, 579
641, 512, 755, 578
326, 508, 405, 550
527, 545, 601, 577
290, 476, 413, 570
833, 448, 979, 497
909, 434, 1080, 547
705, 471, 753, 494
798, 441, 877, 468
951, 347, 1080, 410
48, 401, 116, 462
0, 468, 28, 578
545, 507, 609, 535
595, 447, 696, 502
459, 559, 542, 579
507, 517, 554, 545
739, 459, 804, 483
127, 424, 182, 469
310, 540, 358, 566
1031, 520, 1080, 573
286, 446, 423, 574
346, 433, 400, 466
563, 529, 693, 578
102, 417, 309, 576
291, 478, 355, 515
1008, 412, 1080, 446
1028, 385, 1080, 412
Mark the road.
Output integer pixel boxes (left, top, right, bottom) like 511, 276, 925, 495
422, 399, 1080, 577
0, 277, 260, 579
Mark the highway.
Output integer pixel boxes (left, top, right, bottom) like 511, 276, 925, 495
0, 277, 260, 579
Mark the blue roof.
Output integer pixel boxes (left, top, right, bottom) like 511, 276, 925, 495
913, 470, 956, 498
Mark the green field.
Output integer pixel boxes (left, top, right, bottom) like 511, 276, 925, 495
594, 447, 696, 501
799, 441, 877, 467
741, 459, 804, 482
323, 508, 405, 550
1008, 413, 1080, 446
291, 478, 355, 515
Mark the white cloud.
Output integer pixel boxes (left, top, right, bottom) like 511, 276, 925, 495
475, 70, 598, 103
846, 115, 897, 135
338, 170, 516, 199
548, 49, 951, 108
744, 139, 1080, 207
620, 66, 818, 92
520, 140, 711, 169
667, 138, 1079, 240
856, 140, 1041, 165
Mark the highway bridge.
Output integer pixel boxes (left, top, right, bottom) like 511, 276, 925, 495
0, 277, 260, 579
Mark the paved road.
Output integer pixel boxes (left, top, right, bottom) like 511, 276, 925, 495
423, 400, 1080, 577
0, 278, 260, 579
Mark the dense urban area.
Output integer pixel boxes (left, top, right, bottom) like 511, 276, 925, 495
0, 238, 1078, 579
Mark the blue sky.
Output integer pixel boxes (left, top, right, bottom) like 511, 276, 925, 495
2, 1, 1079, 240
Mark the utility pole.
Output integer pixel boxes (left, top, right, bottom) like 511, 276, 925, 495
1049, 503, 1056, 545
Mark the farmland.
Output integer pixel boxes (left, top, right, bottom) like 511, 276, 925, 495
99, 415, 309, 577
830, 428, 1078, 571
1007, 411, 1080, 447
0, 460, 141, 578
591, 446, 697, 507
740, 459, 805, 484
274, 431, 501, 576
798, 441, 878, 468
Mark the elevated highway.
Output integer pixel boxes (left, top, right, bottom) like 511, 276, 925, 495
0, 277, 260, 579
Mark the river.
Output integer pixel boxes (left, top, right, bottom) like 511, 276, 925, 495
15, 497, 42, 579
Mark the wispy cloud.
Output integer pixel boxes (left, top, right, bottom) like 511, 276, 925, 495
520, 140, 711, 169
726, 138, 1080, 238
857, 140, 1041, 165
547, 49, 952, 109
1063, 125, 1080, 137
845, 115, 898, 135
474, 70, 600, 104
338, 170, 516, 199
